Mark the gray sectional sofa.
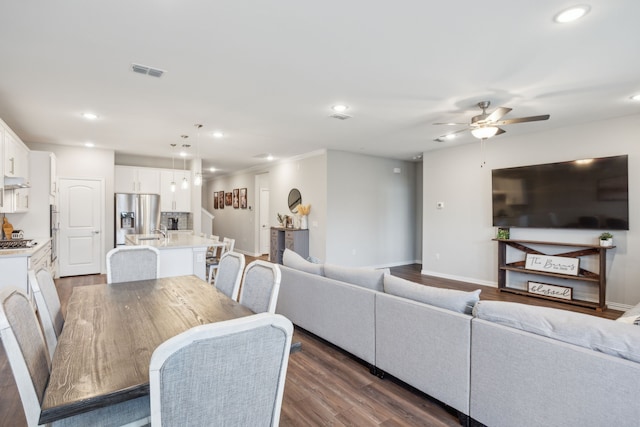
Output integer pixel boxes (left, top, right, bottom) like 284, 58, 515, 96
275, 249, 640, 426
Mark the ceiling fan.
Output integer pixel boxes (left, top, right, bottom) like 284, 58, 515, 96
433, 101, 550, 142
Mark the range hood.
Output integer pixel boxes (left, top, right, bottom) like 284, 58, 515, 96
4, 176, 30, 189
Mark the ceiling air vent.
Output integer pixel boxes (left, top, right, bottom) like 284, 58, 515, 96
131, 63, 165, 78
329, 112, 352, 120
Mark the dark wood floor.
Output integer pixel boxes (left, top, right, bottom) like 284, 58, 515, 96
0, 262, 622, 426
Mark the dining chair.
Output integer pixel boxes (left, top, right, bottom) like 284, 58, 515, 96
149, 313, 293, 427
238, 260, 281, 314
106, 245, 161, 284
213, 251, 245, 301
0, 287, 151, 427
28, 267, 63, 360
207, 237, 235, 284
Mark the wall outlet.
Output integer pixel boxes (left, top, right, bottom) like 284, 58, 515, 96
436, 201, 445, 209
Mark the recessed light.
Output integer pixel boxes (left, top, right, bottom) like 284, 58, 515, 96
82, 112, 98, 120
445, 134, 456, 140
209, 167, 216, 173
631, 94, 640, 101
84, 142, 95, 148
554, 5, 591, 23
266, 155, 274, 161
332, 104, 349, 113
212, 131, 224, 138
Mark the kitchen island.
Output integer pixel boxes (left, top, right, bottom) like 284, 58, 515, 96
125, 233, 218, 281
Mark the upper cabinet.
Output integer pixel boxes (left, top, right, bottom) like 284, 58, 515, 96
159, 170, 191, 212
114, 166, 161, 194
4, 129, 29, 180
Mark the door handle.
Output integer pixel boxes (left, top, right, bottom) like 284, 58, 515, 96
92, 230, 100, 234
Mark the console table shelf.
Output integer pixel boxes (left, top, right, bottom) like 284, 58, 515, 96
493, 239, 615, 311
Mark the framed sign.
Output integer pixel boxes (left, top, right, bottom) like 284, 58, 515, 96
525, 254, 579, 276
528, 281, 573, 301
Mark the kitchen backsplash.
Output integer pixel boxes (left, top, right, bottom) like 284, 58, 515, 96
160, 212, 192, 230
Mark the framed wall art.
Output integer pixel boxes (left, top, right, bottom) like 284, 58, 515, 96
233, 188, 239, 209
225, 192, 232, 206
213, 191, 219, 209
218, 191, 224, 209
240, 188, 247, 209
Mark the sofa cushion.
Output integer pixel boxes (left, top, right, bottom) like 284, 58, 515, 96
474, 300, 640, 363
323, 264, 387, 292
283, 249, 324, 276
616, 302, 640, 326
383, 274, 480, 314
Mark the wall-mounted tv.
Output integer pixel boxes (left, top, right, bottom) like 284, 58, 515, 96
492, 155, 629, 230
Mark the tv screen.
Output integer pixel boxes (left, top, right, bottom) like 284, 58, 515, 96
492, 155, 629, 230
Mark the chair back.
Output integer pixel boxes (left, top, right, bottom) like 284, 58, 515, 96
214, 252, 245, 301
223, 237, 236, 253
239, 261, 281, 314
106, 245, 161, 284
149, 313, 293, 427
0, 288, 51, 427
207, 235, 221, 259
28, 268, 63, 359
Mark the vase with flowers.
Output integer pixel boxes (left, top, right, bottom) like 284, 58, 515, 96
297, 204, 311, 229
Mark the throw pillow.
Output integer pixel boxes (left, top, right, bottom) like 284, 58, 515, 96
616, 301, 640, 326
383, 274, 480, 314
323, 263, 387, 292
474, 300, 640, 363
282, 249, 324, 276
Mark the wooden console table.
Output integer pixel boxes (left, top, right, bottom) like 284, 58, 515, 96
494, 239, 615, 311
270, 227, 309, 264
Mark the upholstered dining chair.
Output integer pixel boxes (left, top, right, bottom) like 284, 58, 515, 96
207, 237, 236, 284
149, 313, 293, 427
0, 287, 151, 427
238, 260, 281, 314
213, 251, 245, 301
28, 267, 63, 359
106, 245, 160, 284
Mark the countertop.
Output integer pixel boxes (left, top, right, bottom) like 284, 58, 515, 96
0, 237, 51, 258
125, 233, 214, 249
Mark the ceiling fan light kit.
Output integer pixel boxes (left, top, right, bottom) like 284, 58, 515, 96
471, 126, 499, 139
434, 100, 550, 142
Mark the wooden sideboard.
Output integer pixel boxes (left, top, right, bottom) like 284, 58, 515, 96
270, 227, 309, 264
494, 239, 615, 311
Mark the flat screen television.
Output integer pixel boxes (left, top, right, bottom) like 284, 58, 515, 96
492, 155, 629, 230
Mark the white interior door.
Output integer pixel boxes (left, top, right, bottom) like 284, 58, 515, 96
259, 188, 270, 255
59, 178, 103, 277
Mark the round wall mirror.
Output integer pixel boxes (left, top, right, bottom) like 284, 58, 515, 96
288, 188, 302, 213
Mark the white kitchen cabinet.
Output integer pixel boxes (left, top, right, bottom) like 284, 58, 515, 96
160, 170, 191, 212
4, 130, 29, 179
114, 165, 161, 194
0, 125, 4, 211
0, 240, 51, 296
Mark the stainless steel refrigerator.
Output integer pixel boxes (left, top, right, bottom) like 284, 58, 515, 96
115, 193, 161, 246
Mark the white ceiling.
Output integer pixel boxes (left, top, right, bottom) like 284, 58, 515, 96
1, 1, 639, 177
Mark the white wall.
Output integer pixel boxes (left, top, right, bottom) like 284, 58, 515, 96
422, 113, 640, 308
206, 150, 418, 267
326, 151, 417, 267
27, 142, 115, 273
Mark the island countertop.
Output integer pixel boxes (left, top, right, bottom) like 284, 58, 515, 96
125, 233, 214, 249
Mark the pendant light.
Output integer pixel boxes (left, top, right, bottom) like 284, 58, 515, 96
181, 136, 190, 190
170, 144, 177, 192
194, 124, 203, 186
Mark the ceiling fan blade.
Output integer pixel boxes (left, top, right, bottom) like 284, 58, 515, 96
434, 127, 470, 141
494, 114, 550, 125
486, 107, 512, 122
432, 122, 468, 126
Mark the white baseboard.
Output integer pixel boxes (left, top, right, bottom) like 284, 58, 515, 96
420, 269, 497, 288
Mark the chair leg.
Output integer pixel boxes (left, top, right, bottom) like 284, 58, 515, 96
208, 265, 214, 284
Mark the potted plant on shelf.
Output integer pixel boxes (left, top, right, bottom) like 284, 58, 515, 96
599, 232, 613, 247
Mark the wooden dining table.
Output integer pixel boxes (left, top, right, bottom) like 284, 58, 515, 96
40, 275, 254, 424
